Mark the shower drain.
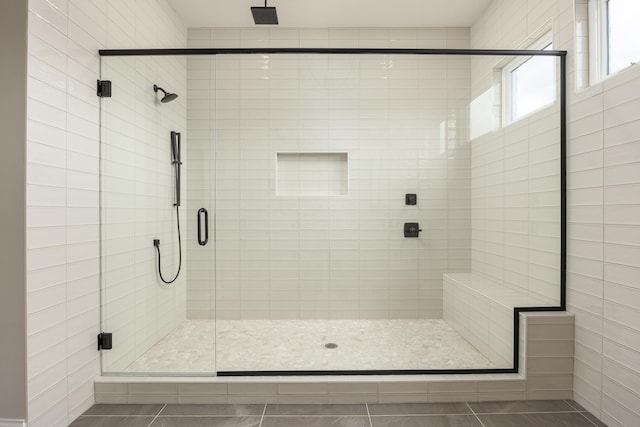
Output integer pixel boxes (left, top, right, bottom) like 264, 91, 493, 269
325, 343, 338, 349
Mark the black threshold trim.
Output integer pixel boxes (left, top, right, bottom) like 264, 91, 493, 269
99, 47, 567, 57
99, 47, 568, 377
218, 369, 517, 377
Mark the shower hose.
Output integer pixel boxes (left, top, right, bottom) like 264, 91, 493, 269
154, 204, 182, 284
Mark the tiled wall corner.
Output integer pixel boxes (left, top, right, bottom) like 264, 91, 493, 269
26, 0, 186, 425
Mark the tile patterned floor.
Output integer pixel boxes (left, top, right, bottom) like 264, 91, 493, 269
70, 400, 607, 427
124, 321, 215, 373
122, 319, 496, 374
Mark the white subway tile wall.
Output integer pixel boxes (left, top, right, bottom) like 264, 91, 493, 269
186, 28, 473, 321
26, 0, 186, 425
473, 1, 640, 426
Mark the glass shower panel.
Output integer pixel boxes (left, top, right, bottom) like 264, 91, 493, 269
211, 53, 562, 373
99, 54, 213, 375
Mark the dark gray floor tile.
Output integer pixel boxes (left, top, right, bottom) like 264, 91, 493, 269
83, 404, 164, 416
69, 416, 155, 427
261, 416, 370, 427
478, 413, 598, 427
581, 412, 608, 427
151, 416, 261, 427
469, 400, 576, 414
160, 404, 265, 416
368, 403, 471, 415
265, 404, 367, 415
371, 415, 482, 427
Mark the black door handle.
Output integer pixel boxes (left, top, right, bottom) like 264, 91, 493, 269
198, 208, 208, 246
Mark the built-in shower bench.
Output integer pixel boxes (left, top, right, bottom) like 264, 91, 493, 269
443, 273, 554, 368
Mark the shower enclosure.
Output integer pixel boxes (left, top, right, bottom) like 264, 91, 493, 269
99, 48, 565, 376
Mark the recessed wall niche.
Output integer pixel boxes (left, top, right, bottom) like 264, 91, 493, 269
276, 152, 348, 197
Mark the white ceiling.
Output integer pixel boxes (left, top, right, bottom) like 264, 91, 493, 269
167, 0, 492, 28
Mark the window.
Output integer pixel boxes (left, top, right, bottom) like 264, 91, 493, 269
589, 0, 640, 82
503, 36, 556, 124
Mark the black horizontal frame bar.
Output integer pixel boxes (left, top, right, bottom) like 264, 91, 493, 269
218, 368, 516, 377
99, 47, 567, 57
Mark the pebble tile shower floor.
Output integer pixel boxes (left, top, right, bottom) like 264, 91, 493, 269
70, 401, 607, 427
123, 319, 495, 373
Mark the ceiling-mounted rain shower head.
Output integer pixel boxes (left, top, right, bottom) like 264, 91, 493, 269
153, 84, 179, 103
251, 0, 278, 25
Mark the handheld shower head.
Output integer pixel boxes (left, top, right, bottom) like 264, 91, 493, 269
153, 84, 179, 103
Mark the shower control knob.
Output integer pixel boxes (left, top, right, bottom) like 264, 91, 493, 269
404, 223, 422, 238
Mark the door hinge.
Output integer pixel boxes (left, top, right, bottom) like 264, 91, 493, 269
97, 332, 113, 350
97, 80, 112, 98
